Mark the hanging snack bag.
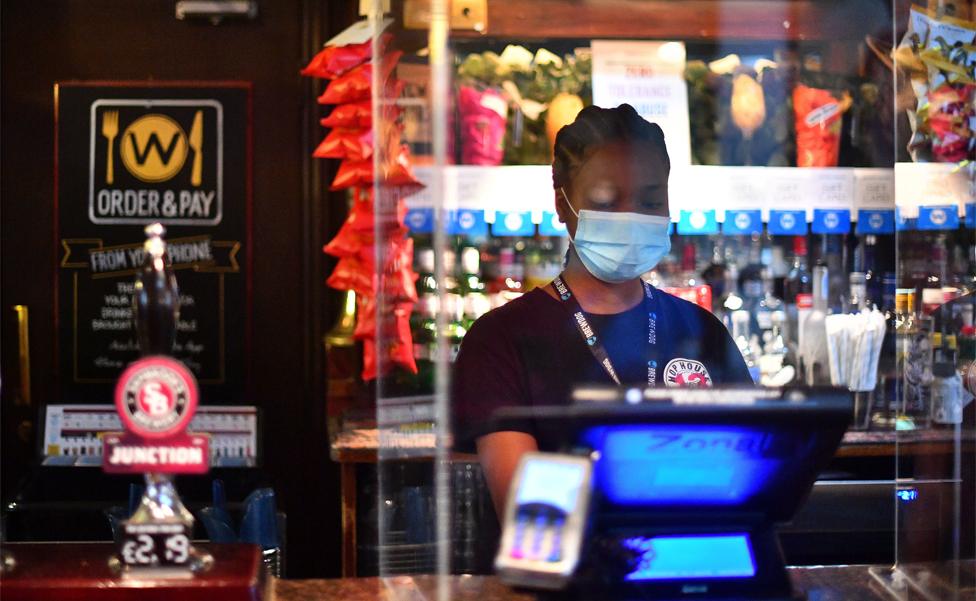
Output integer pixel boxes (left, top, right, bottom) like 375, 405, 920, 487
314, 128, 374, 161
458, 85, 508, 165
330, 146, 424, 191
793, 84, 851, 167
318, 50, 403, 105
326, 254, 373, 296
301, 33, 394, 79
360, 306, 418, 380
321, 100, 403, 130
302, 39, 372, 79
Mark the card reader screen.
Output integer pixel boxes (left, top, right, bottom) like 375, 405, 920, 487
622, 534, 756, 581
515, 458, 586, 514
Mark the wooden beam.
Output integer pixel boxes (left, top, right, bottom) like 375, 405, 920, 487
445, 0, 891, 42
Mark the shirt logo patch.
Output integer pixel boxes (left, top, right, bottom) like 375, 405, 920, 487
663, 358, 713, 388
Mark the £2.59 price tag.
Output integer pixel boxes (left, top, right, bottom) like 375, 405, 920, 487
120, 522, 191, 568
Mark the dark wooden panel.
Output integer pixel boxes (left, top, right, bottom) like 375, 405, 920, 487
1, 0, 357, 578
449, 0, 892, 41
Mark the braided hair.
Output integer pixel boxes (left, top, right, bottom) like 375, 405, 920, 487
552, 103, 669, 190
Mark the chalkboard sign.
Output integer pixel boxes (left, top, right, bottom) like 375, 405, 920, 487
56, 82, 251, 403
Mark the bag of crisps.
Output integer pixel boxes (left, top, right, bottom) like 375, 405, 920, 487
458, 85, 508, 165
794, 84, 850, 167
313, 128, 374, 161
326, 254, 373, 296
317, 51, 403, 105
301, 39, 372, 79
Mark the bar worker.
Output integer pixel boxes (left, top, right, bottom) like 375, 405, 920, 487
453, 104, 754, 514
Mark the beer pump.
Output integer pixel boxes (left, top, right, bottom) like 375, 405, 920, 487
1, 224, 268, 600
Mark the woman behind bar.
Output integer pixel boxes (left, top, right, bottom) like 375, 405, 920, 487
453, 104, 753, 517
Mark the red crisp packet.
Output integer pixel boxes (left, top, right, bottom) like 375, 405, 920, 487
382, 268, 419, 303
359, 306, 418, 380
927, 83, 975, 163
327, 255, 373, 296
362, 338, 378, 381
330, 147, 423, 192
381, 146, 425, 197
391, 305, 418, 374
343, 190, 409, 234
322, 101, 372, 129
313, 128, 374, 161
354, 294, 376, 339
317, 51, 403, 105
458, 85, 508, 165
322, 223, 368, 258
321, 101, 403, 129
793, 84, 846, 167
331, 159, 373, 190
301, 40, 372, 79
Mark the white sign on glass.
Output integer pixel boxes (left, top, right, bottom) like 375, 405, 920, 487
591, 40, 692, 168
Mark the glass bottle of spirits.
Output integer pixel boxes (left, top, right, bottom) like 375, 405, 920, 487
921, 233, 948, 315
757, 267, 783, 344
410, 249, 438, 394
895, 289, 935, 430
874, 291, 902, 428
859, 234, 882, 309
784, 236, 812, 350
679, 242, 699, 287
739, 263, 764, 337
730, 309, 760, 383
491, 247, 524, 309
799, 265, 831, 385
848, 272, 868, 312
459, 246, 490, 331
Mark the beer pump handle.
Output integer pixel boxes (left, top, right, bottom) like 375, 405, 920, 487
133, 223, 180, 356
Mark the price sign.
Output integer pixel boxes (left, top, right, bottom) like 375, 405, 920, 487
119, 522, 191, 568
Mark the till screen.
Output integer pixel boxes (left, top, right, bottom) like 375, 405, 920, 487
515, 459, 585, 514
623, 534, 756, 581
581, 425, 805, 506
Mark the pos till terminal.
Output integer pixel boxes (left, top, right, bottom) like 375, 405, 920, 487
493, 386, 852, 600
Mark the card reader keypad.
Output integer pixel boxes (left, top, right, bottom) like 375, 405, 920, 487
511, 507, 565, 563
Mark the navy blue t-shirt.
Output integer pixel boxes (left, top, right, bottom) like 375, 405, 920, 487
452, 286, 753, 453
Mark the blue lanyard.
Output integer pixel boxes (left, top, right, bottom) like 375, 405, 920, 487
552, 275, 660, 386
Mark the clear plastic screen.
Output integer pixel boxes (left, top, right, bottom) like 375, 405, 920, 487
323, 0, 973, 597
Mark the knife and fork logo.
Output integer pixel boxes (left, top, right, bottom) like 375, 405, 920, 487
102, 109, 204, 186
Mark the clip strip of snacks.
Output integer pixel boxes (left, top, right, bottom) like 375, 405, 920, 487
303, 29, 425, 382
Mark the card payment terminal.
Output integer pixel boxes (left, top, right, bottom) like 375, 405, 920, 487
495, 453, 593, 590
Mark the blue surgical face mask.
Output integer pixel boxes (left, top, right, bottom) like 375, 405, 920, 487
561, 187, 671, 283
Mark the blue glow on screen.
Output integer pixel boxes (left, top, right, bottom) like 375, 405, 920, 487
623, 534, 756, 581
582, 425, 796, 506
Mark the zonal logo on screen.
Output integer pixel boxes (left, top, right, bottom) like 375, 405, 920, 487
89, 99, 223, 226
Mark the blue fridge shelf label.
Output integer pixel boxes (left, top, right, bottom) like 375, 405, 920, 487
856, 209, 895, 235
768, 210, 806, 235
539, 211, 568, 236
722, 210, 762, 235
896, 208, 917, 231
491, 211, 535, 237
811, 209, 851, 234
917, 205, 959, 230
677, 210, 718, 235
405, 208, 434, 233
447, 209, 488, 236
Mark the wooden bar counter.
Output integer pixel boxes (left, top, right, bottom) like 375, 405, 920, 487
272, 565, 963, 601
